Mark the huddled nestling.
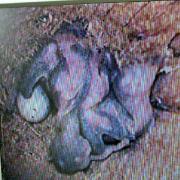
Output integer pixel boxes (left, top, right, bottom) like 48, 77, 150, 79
15, 19, 180, 174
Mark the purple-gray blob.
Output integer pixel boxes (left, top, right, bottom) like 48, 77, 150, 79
17, 19, 164, 174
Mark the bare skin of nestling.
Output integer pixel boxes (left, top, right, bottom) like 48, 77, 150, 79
150, 33, 180, 113
16, 19, 166, 174
151, 68, 180, 113
113, 56, 164, 135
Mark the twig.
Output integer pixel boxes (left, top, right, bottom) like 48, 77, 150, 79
25, 122, 42, 138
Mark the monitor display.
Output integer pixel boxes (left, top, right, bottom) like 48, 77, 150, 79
0, 1, 179, 179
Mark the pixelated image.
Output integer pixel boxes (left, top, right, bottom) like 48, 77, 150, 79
0, 1, 179, 179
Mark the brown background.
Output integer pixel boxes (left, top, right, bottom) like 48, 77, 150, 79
0, 1, 179, 179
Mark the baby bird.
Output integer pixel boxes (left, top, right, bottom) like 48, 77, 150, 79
151, 68, 180, 113
49, 22, 92, 118
80, 93, 134, 156
49, 109, 92, 174
17, 19, 91, 122
151, 34, 180, 113
19, 42, 59, 99
17, 42, 59, 122
113, 56, 164, 135
79, 50, 134, 157
49, 50, 133, 172
16, 18, 166, 174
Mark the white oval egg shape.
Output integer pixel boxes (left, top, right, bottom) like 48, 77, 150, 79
17, 85, 50, 123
